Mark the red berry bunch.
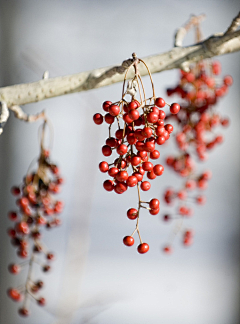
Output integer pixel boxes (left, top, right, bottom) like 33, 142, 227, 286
161, 59, 232, 253
7, 121, 63, 316
93, 53, 180, 254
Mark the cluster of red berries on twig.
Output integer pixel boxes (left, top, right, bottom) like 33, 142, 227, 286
7, 120, 64, 316
161, 59, 232, 253
93, 53, 180, 254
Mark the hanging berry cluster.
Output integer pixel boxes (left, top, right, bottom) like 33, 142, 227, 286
161, 59, 232, 253
7, 120, 64, 317
93, 53, 180, 254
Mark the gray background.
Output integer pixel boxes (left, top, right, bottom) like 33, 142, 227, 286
0, 1, 240, 323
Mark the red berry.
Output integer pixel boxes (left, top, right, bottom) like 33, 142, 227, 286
8, 211, 18, 221
155, 97, 165, 108
114, 182, 128, 194
103, 180, 114, 191
153, 164, 164, 176
104, 113, 115, 124
117, 144, 128, 156
142, 127, 152, 138
127, 133, 137, 145
165, 124, 174, 134
127, 208, 138, 220
123, 236, 134, 246
142, 162, 153, 172
106, 137, 117, 147
144, 141, 155, 152
8, 264, 21, 274
108, 104, 120, 116
149, 198, 160, 209
128, 101, 139, 110
149, 208, 160, 215
102, 101, 112, 112
102, 145, 112, 157
126, 176, 138, 187
108, 167, 119, 177
116, 171, 128, 182
140, 181, 151, 191
38, 297, 46, 306
137, 243, 149, 254
158, 110, 166, 120
163, 246, 173, 254
99, 161, 109, 173
150, 150, 160, 159
18, 308, 29, 316
93, 113, 103, 125
131, 156, 141, 166
156, 136, 165, 145
123, 113, 134, 124
15, 222, 29, 234
11, 186, 21, 196
147, 112, 158, 124
8, 288, 22, 301
147, 170, 157, 180
128, 109, 140, 121
170, 103, 180, 114
115, 129, 125, 140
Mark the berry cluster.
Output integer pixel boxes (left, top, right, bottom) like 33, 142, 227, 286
161, 59, 232, 253
7, 121, 64, 316
93, 54, 180, 254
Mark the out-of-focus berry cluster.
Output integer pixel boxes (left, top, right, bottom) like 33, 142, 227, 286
7, 141, 64, 317
162, 60, 232, 253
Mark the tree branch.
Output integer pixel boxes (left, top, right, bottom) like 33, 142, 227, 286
0, 13, 239, 109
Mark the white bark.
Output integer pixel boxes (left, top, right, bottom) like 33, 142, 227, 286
0, 13, 239, 109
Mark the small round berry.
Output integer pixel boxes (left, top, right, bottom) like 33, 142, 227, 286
115, 129, 125, 140
147, 112, 159, 124
42, 265, 51, 272
140, 181, 151, 191
106, 137, 117, 147
93, 113, 103, 125
158, 110, 166, 120
15, 222, 29, 234
127, 208, 138, 220
131, 156, 141, 166
165, 124, 174, 134
99, 161, 109, 173
126, 176, 138, 187
18, 308, 29, 316
102, 145, 112, 157
149, 199, 160, 209
123, 236, 134, 246
142, 127, 152, 138
128, 109, 140, 121
8, 288, 22, 301
8, 264, 21, 274
108, 167, 119, 177
8, 211, 18, 221
155, 97, 165, 108
116, 171, 128, 182
128, 101, 139, 110
147, 170, 157, 180
116, 144, 128, 156
153, 164, 164, 176
114, 182, 128, 194
103, 180, 114, 192
149, 208, 160, 215
11, 186, 21, 196
127, 133, 137, 145
223, 75, 233, 86
156, 136, 166, 145
163, 246, 173, 254
108, 104, 120, 116
137, 243, 149, 254
142, 162, 153, 172
104, 113, 115, 124
150, 150, 160, 159
170, 103, 180, 114
144, 141, 155, 152
38, 297, 46, 306
47, 253, 55, 261
102, 101, 112, 112
123, 113, 134, 124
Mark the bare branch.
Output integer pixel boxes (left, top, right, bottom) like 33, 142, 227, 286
0, 14, 239, 109
174, 14, 206, 47
0, 101, 9, 135
9, 105, 46, 122
225, 11, 240, 34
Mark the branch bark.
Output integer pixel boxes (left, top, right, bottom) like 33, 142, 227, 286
0, 13, 239, 108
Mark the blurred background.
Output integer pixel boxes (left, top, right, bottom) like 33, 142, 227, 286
0, 1, 240, 323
